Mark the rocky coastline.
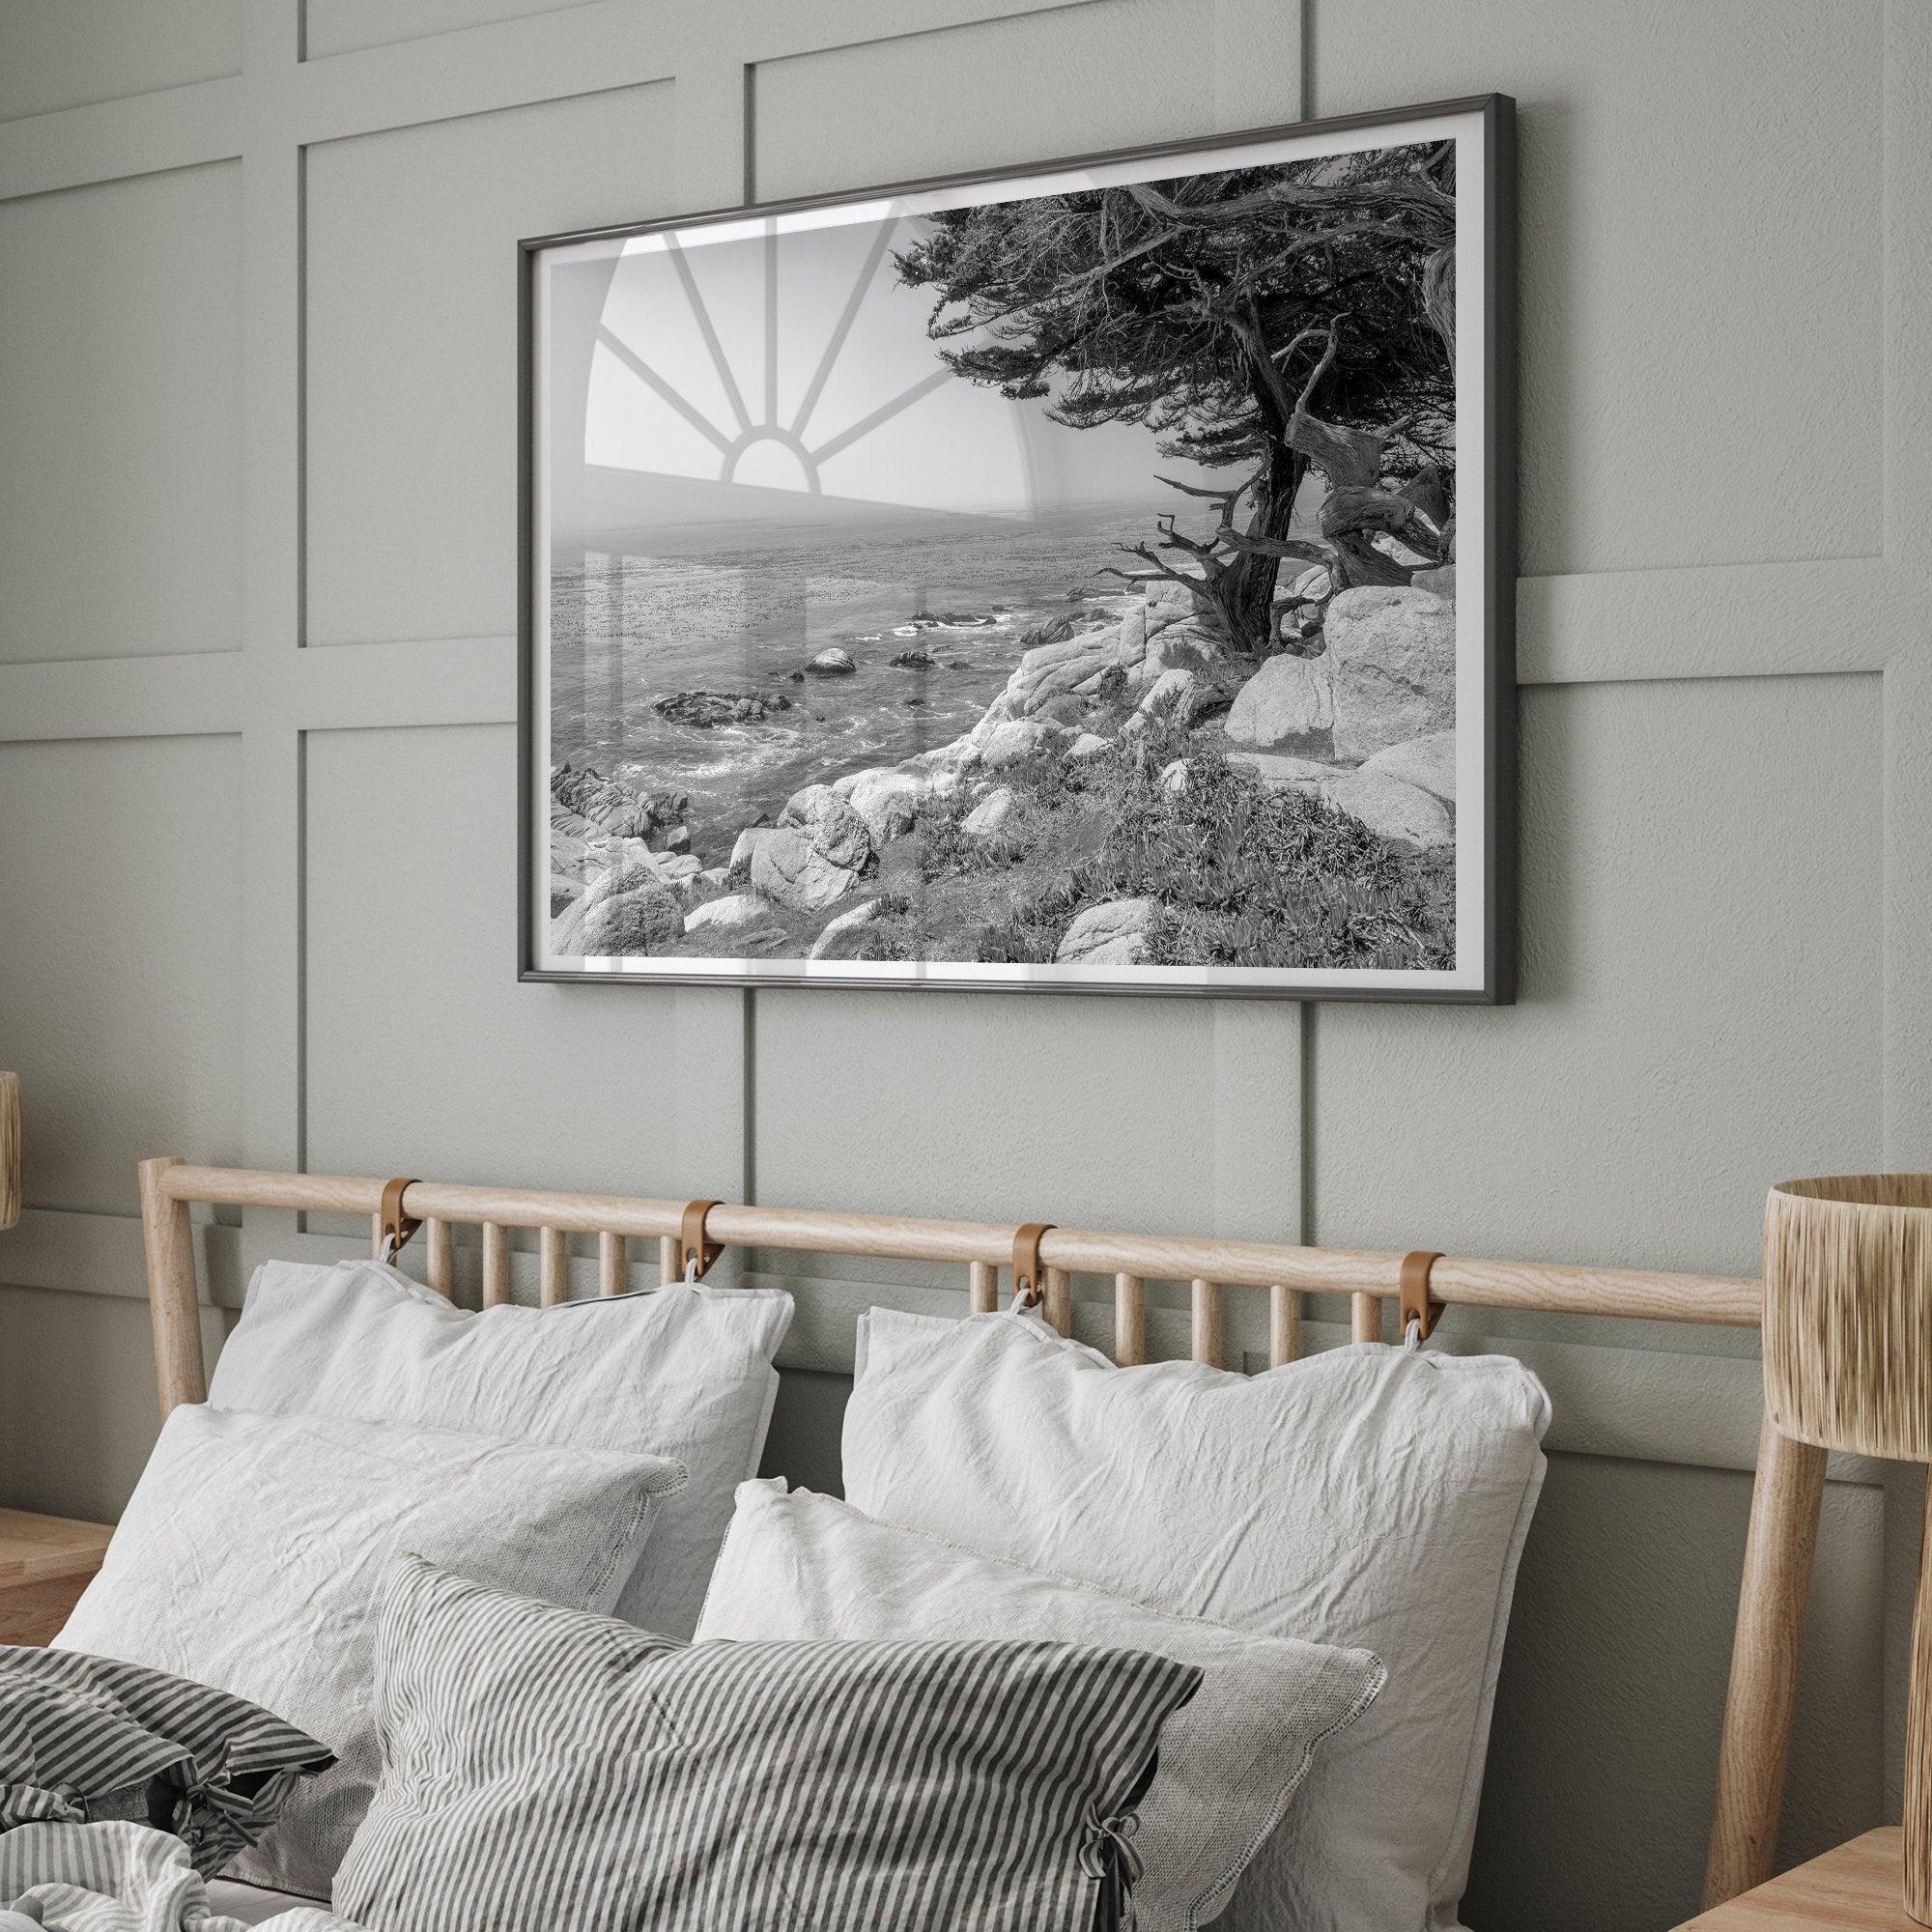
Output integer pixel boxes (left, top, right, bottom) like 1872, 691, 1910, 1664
548, 572, 1459, 972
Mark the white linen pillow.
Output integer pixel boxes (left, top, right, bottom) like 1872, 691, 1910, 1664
696, 1478, 1385, 1932
841, 1308, 1550, 1932
55, 1404, 683, 1903
207, 1256, 792, 1639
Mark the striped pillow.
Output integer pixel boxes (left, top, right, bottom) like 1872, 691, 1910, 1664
0, 1647, 333, 1877
336, 1555, 1203, 1932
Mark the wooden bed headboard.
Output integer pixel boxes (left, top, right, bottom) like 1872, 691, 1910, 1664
135, 1153, 1814, 1912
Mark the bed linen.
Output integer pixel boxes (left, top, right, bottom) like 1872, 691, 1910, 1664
55, 1406, 683, 1903
0, 1647, 332, 1879
209, 1257, 792, 1639
335, 1554, 1201, 1932
0, 1823, 361, 1931
842, 1307, 1551, 1932
201, 1879, 327, 1928
696, 1478, 1385, 1932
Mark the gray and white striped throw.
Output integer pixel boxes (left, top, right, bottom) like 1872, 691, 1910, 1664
336, 1554, 1202, 1932
0, 1647, 333, 1878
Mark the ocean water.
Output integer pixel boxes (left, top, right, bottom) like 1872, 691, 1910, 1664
547, 505, 1169, 866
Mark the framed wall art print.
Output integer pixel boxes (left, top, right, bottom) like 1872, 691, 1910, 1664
520, 94, 1515, 1000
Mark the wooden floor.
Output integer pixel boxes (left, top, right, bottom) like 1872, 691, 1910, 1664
1679, 1831, 1916, 1930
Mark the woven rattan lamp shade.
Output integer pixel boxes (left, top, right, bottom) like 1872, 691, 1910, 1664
0, 1074, 17, 1232
1764, 1175, 1932, 1459
1762, 1174, 1932, 1922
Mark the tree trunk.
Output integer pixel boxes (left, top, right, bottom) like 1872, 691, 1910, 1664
1222, 442, 1305, 654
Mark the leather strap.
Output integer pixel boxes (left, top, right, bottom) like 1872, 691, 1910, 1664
379, 1178, 422, 1260
1011, 1223, 1055, 1310
1400, 1249, 1444, 1343
681, 1199, 724, 1279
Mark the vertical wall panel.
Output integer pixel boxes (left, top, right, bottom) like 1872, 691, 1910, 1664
0, 162, 242, 662
1466, 1457, 1884, 1932
1310, 0, 1885, 578
303, 724, 719, 1196
0, 1288, 175, 1521
747, 0, 1301, 1301
303, 83, 673, 647
0, 735, 244, 1215
0, 0, 241, 124
1313, 675, 1884, 1275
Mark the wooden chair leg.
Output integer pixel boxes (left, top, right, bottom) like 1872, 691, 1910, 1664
1703, 1415, 1829, 1908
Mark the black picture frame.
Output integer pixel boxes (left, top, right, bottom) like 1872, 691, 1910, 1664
520, 94, 1516, 1001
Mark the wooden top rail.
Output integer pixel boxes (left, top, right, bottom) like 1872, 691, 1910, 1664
156, 1163, 1761, 1326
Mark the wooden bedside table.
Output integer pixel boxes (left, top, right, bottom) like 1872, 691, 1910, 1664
0, 1507, 112, 1646
1676, 1830, 1914, 1929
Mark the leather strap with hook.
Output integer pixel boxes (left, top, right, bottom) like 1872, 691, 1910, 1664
681, 1200, 724, 1280
1399, 1249, 1444, 1344
1011, 1223, 1055, 1311
379, 1178, 422, 1261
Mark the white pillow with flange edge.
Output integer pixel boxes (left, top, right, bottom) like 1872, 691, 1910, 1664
840, 1306, 1550, 1932
56, 1403, 683, 1902
696, 1476, 1386, 1932
207, 1254, 792, 1639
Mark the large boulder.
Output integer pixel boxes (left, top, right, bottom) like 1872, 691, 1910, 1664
1137, 668, 1207, 724
978, 719, 1065, 771
1225, 653, 1335, 753
1004, 621, 1132, 715
549, 896, 593, 953
963, 786, 1018, 838
684, 893, 779, 937
779, 783, 871, 870
727, 826, 778, 881
1411, 564, 1457, 598
904, 737, 978, 779
1137, 620, 1218, 685
652, 690, 790, 727
554, 770, 654, 839
582, 845, 673, 909
809, 899, 886, 961
1321, 769, 1453, 850
1056, 897, 1154, 966
582, 886, 683, 954
1358, 729, 1456, 807
844, 768, 927, 843
805, 647, 856, 675
1323, 586, 1455, 760
1067, 732, 1110, 761
750, 829, 860, 912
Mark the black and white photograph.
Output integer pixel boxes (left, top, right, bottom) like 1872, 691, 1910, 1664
523, 98, 1511, 996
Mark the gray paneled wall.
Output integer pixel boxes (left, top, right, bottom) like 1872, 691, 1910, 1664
1, 4, 1927, 1927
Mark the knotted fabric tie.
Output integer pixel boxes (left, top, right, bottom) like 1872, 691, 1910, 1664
1079, 1804, 1145, 1932
0, 1784, 85, 1830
